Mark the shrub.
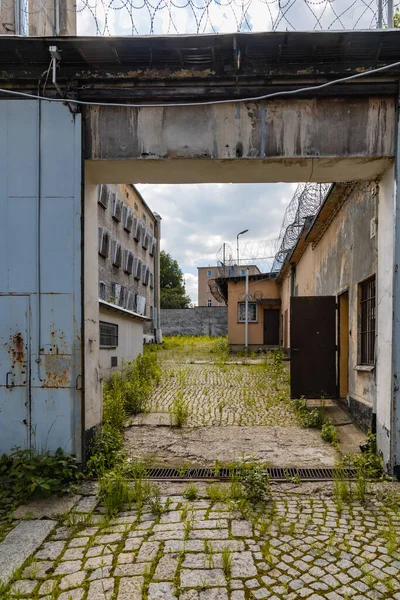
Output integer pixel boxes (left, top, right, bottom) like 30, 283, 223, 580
0, 447, 79, 509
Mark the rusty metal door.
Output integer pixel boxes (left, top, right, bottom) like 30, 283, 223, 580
0, 295, 31, 451
290, 296, 336, 398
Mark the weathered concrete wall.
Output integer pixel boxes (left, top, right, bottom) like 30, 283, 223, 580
85, 97, 394, 185
161, 307, 227, 337
99, 305, 143, 380
292, 183, 377, 430
376, 166, 395, 471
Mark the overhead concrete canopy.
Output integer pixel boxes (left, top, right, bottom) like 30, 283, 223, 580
1, 30, 399, 183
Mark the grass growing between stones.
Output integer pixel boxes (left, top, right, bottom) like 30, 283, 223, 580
145, 346, 295, 428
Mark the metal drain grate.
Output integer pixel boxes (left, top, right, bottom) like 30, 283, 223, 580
145, 466, 359, 481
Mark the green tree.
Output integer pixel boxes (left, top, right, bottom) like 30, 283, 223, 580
395, 8, 399, 28
160, 251, 191, 308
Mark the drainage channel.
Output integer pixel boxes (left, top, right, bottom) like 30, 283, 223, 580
145, 466, 359, 482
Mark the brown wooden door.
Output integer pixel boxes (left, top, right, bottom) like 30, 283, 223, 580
264, 309, 280, 345
290, 296, 336, 399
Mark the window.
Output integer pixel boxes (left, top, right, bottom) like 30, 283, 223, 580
207, 299, 212, 307
238, 302, 258, 322
99, 281, 107, 300
207, 270, 212, 277
100, 322, 118, 348
360, 276, 376, 365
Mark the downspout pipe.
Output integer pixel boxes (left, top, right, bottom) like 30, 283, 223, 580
290, 263, 296, 298
36, 100, 43, 383
153, 212, 162, 343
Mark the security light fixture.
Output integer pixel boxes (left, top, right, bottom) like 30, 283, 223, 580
237, 229, 249, 267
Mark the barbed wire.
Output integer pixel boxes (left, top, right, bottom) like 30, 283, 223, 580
75, 0, 398, 35
216, 240, 279, 275
215, 183, 331, 276
2, 0, 398, 36
271, 183, 331, 272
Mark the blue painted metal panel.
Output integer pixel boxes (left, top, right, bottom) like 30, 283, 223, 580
0, 100, 83, 459
40, 197, 76, 294
40, 104, 77, 199
6, 102, 38, 198
7, 198, 37, 293
0, 295, 30, 452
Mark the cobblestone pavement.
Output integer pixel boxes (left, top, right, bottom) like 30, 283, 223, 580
133, 363, 297, 428
5, 485, 400, 600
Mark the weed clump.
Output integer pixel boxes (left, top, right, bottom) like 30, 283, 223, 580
169, 391, 189, 427
86, 347, 161, 476
0, 447, 79, 513
183, 484, 198, 501
294, 398, 323, 428
210, 337, 231, 359
321, 420, 339, 445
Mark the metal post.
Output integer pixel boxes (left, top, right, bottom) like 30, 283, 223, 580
378, 0, 383, 28
388, 0, 394, 27
55, 0, 60, 35
236, 235, 240, 270
14, 0, 20, 34
245, 268, 249, 350
223, 243, 226, 277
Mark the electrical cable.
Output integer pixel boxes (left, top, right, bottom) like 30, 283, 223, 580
1, 58, 400, 108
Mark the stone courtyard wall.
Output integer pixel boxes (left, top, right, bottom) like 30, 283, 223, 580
161, 307, 227, 337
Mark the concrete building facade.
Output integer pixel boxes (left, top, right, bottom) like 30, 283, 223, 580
198, 265, 260, 306
98, 184, 161, 379
1, 30, 400, 473
278, 182, 377, 431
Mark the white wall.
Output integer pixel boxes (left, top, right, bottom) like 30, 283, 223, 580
376, 165, 395, 470
84, 175, 101, 437
99, 306, 144, 379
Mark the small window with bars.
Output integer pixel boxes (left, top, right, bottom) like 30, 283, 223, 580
238, 302, 257, 322
360, 276, 375, 366
100, 321, 118, 348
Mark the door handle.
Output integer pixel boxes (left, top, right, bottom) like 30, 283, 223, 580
6, 372, 12, 388
292, 348, 300, 351
76, 374, 82, 391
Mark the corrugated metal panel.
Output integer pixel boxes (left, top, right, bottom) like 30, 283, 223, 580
0, 100, 83, 459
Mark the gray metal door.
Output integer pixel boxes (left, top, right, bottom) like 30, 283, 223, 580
0, 295, 30, 452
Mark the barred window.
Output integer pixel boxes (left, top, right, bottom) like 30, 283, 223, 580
100, 321, 118, 348
238, 302, 257, 322
360, 276, 375, 366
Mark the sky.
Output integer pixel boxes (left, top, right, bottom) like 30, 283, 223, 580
137, 183, 297, 303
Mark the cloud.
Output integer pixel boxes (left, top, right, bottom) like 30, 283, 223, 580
137, 182, 297, 302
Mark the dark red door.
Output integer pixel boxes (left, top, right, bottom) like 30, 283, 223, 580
290, 296, 336, 399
